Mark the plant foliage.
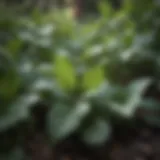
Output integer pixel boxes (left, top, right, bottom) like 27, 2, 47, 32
0, 0, 160, 159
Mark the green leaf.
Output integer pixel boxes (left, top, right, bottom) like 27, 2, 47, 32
108, 78, 152, 118
30, 78, 68, 99
54, 54, 76, 91
0, 93, 39, 132
82, 118, 111, 146
83, 66, 105, 91
47, 101, 91, 141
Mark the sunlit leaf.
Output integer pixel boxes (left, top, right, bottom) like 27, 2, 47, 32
83, 66, 105, 91
54, 55, 76, 91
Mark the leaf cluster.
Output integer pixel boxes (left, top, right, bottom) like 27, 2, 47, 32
0, 0, 160, 158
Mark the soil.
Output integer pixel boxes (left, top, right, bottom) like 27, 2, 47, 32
25, 124, 160, 160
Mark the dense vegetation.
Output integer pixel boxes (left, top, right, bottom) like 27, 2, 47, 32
0, 0, 160, 159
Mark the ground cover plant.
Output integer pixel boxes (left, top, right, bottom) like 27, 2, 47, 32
0, 0, 160, 159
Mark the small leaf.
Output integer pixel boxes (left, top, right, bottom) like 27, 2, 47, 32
54, 55, 76, 90
82, 118, 111, 146
83, 66, 105, 91
47, 101, 91, 141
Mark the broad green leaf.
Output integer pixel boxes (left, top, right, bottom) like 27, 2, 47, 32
83, 66, 105, 91
0, 93, 39, 132
108, 78, 152, 118
47, 101, 91, 141
54, 55, 76, 91
82, 118, 111, 146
